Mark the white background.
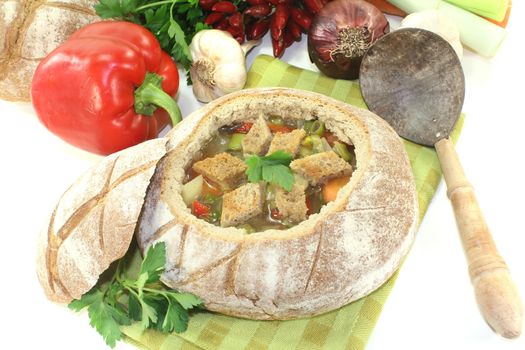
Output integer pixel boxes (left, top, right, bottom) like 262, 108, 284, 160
1, 2, 524, 350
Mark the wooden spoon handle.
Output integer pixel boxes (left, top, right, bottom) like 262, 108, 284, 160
435, 138, 523, 338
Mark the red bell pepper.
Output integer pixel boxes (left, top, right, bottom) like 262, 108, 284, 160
233, 122, 253, 134
192, 200, 211, 218
270, 208, 283, 220
31, 21, 181, 155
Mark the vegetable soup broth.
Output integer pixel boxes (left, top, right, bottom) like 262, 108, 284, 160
183, 116, 356, 232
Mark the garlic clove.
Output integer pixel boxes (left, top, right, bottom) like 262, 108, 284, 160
400, 9, 463, 59
189, 29, 256, 103
214, 62, 247, 94
190, 66, 216, 103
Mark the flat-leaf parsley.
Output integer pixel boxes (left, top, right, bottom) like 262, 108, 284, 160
245, 150, 295, 191
69, 242, 202, 348
95, 0, 208, 70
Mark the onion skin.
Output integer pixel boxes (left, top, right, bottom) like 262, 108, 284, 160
308, 0, 389, 80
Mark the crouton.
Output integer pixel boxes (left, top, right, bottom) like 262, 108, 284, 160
221, 182, 265, 227
267, 128, 306, 156
275, 175, 309, 223
241, 114, 273, 155
290, 151, 352, 186
192, 152, 247, 191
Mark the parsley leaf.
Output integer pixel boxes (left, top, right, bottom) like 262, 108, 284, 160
245, 151, 295, 191
69, 288, 101, 311
86, 290, 125, 348
170, 300, 190, 332
138, 240, 166, 285
95, 0, 208, 71
128, 292, 142, 321
69, 241, 203, 348
171, 292, 203, 310
95, 0, 138, 19
163, 296, 189, 332
262, 164, 295, 191
167, 19, 192, 68
140, 296, 159, 329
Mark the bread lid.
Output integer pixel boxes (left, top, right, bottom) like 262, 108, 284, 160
36, 138, 169, 303
137, 88, 419, 319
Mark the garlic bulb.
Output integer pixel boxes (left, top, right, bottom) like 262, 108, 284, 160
189, 29, 259, 103
400, 9, 463, 59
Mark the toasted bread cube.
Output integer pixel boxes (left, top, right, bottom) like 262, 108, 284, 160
267, 129, 306, 156
192, 152, 247, 191
290, 151, 352, 186
221, 182, 265, 227
275, 176, 309, 223
242, 115, 273, 155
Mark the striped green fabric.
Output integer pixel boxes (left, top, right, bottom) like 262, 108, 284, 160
121, 54, 464, 350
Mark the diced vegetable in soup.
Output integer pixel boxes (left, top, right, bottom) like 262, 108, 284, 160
182, 115, 356, 232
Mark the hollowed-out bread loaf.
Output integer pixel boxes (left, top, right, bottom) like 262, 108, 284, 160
0, 0, 100, 101
137, 88, 419, 320
35, 88, 418, 319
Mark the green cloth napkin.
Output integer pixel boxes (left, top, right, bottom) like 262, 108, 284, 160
121, 55, 464, 350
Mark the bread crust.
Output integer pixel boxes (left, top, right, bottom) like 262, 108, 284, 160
137, 88, 419, 320
36, 138, 168, 303
0, 0, 100, 101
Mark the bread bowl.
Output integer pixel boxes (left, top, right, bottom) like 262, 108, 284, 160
37, 88, 418, 321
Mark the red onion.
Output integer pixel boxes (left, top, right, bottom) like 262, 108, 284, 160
308, 0, 389, 80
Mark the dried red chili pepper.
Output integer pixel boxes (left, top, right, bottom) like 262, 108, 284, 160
226, 24, 244, 38
287, 20, 303, 41
244, 4, 272, 18
270, 15, 283, 41
290, 7, 312, 31
273, 4, 290, 30
199, 0, 218, 10
304, 0, 325, 14
234, 33, 245, 44
272, 36, 285, 58
228, 11, 243, 27
215, 18, 230, 30
246, 18, 270, 40
269, 0, 293, 5
283, 30, 294, 48
204, 12, 225, 25
211, 1, 237, 13
247, 0, 269, 5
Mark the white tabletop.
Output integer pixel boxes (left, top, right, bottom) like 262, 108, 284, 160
1, 4, 524, 350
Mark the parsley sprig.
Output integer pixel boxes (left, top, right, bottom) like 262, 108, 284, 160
245, 150, 295, 191
69, 242, 202, 348
95, 0, 208, 70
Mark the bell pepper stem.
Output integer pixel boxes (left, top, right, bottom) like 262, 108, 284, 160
134, 72, 182, 126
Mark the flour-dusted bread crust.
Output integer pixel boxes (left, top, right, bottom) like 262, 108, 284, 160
36, 139, 168, 303
0, 0, 100, 101
137, 88, 419, 320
